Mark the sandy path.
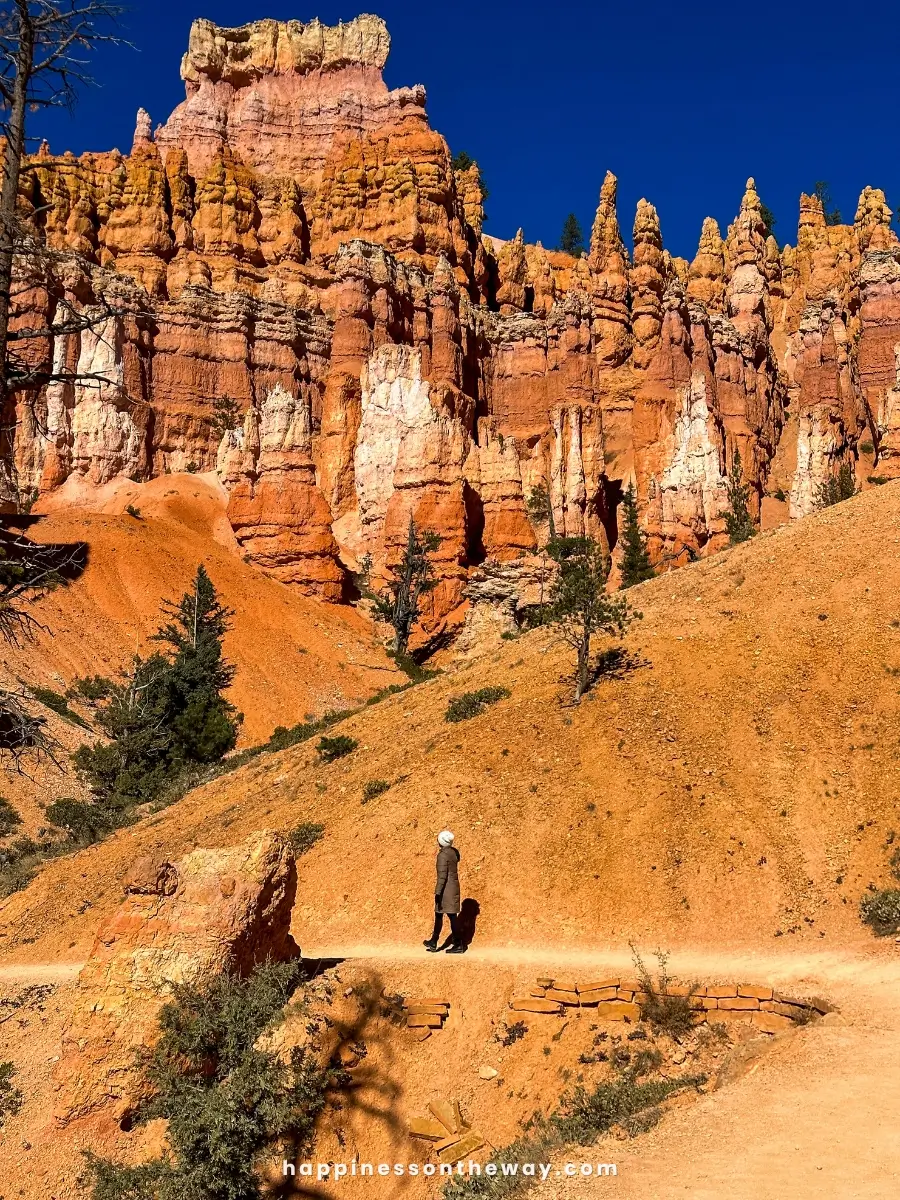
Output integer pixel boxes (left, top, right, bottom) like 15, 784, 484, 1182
4, 945, 899, 1199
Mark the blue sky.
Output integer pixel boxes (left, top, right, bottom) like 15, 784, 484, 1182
29, 0, 900, 259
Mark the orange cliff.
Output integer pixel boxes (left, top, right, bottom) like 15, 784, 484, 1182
6, 12, 900, 638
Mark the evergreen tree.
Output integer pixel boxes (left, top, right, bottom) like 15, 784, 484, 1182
723, 449, 757, 545
360, 517, 440, 659
759, 202, 777, 243
619, 484, 655, 588
814, 461, 857, 509
152, 565, 238, 763
558, 213, 585, 257
547, 535, 635, 701
74, 567, 239, 809
812, 181, 841, 226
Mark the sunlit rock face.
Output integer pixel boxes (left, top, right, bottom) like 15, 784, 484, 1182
9, 16, 896, 631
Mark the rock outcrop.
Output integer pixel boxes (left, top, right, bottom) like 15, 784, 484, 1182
53, 832, 300, 1128
8, 13, 899, 635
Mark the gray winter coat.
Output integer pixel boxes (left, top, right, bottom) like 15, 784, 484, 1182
435, 845, 461, 915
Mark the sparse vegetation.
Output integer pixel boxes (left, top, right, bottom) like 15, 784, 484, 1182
362, 779, 390, 802
815, 462, 857, 509
618, 483, 655, 588
316, 734, 357, 762
85, 961, 342, 1200
443, 1062, 705, 1198
499, 1020, 528, 1047
546, 535, 635, 701
287, 822, 325, 856
723, 449, 757, 544
631, 946, 698, 1038
46, 798, 116, 844
124, 504, 142, 519
0, 796, 21, 837
445, 686, 510, 723
0, 1060, 24, 1127
359, 516, 441, 658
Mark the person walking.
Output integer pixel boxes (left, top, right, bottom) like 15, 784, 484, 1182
424, 829, 464, 953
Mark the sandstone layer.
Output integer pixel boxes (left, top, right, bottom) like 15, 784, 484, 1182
8, 14, 900, 633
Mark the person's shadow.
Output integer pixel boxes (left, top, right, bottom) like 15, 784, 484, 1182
456, 898, 480, 949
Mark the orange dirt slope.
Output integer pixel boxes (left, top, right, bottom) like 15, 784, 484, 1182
2, 480, 900, 964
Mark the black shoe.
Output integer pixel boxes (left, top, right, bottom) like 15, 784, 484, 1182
445, 944, 466, 954
423, 941, 439, 952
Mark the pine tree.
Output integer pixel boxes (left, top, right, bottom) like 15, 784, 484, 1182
74, 567, 239, 809
360, 517, 440, 659
152, 566, 238, 763
619, 484, 655, 588
547, 536, 635, 701
723, 449, 757, 545
558, 213, 585, 257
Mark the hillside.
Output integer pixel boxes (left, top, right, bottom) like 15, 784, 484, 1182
0, 473, 397, 837
3, 480, 899, 963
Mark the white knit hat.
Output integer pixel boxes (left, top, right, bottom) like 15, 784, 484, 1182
437, 830, 454, 847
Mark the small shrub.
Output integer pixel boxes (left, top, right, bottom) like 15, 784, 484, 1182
288, 822, 324, 857
499, 1020, 527, 1047
860, 888, 900, 936
631, 945, 698, 1037
868, 475, 891, 486
445, 686, 510, 723
68, 675, 112, 703
84, 961, 342, 1200
316, 734, 357, 762
125, 504, 142, 519
362, 779, 390, 803
0, 1061, 24, 1126
46, 798, 116, 845
31, 686, 90, 729
0, 797, 21, 838
772, 487, 787, 502
860, 441, 874, 454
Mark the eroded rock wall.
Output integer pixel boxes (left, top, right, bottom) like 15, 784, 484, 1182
8, 13, 899, 631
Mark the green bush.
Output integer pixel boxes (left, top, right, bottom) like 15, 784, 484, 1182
316, 734, 357, 762
31, 686, 90, 729
860, 888, 900, 936
0, 1061, 24, 1127
46, 798, 118, 845
445, 686, 510, 723
362, 779, 390, 803
0, 796, 21, 838
68, 675, 112, 703
125, 504, 142, 519
288, 822, 324, 856
84, 962, 342, 1200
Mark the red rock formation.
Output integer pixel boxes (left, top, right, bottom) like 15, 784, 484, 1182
7, 14, 897, 629
54, 832, 300, 1128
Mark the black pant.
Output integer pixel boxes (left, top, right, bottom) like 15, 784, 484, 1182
429, 911, 460, 946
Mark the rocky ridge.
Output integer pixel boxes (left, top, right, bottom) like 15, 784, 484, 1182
7, 13, 900, 636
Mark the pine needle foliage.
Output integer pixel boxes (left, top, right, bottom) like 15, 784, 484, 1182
618, 484, 655, 588
723, 449, 757, 545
